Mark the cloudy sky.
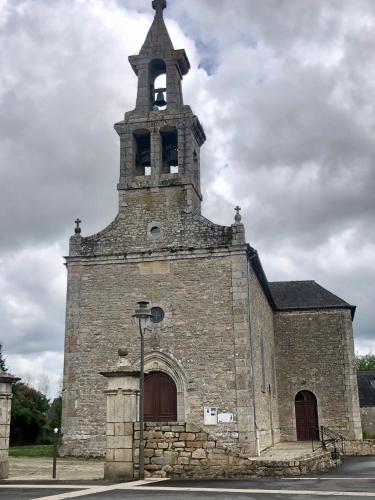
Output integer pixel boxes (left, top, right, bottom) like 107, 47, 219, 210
1, 0, 374, 397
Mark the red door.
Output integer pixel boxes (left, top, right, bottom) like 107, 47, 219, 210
295, 391, 319, 440
144, 372, 177, 422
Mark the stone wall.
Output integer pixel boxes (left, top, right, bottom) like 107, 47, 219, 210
0, 375, 17, 479
344, 439, 375, 455
249, 265, 280, 451
61, 249, 255, 457
136, 422, 340, 479
0, 385, 11, 479
274, 309, 362, 441
360, 407, 375, 436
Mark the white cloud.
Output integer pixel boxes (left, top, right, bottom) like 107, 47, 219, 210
0, 0, 374, 396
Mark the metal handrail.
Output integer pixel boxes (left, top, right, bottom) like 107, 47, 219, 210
320, 425, 346, 457
309, 425, 346, 457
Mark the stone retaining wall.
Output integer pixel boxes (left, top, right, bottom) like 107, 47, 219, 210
344, 439, 375, 456
360, 407, 375, 436
134, 422, 341, 479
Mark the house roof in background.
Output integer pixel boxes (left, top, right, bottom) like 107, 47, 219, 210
357, 371, 375, 407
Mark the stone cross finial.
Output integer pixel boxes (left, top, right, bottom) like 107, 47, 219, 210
234, 206, 242, 223
152, 0, 166, 15
74, 218, 82, 235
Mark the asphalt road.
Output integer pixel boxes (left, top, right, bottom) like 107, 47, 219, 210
0, 456, 374, 499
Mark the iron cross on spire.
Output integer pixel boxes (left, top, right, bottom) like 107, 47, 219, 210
152, 0, 166, 15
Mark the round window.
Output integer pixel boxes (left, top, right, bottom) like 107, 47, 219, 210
150, 226, 161, 237
151, 307, 164, 324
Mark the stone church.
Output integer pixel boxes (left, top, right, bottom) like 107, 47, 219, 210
61, 0, 362, 458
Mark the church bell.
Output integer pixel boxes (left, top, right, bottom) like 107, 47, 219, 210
140, 149, 151, 167
167, 148, 178, 166
154, 88, 167, 107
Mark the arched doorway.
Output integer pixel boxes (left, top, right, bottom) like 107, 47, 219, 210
144, 372, 177, 422
295, 390, 319, 441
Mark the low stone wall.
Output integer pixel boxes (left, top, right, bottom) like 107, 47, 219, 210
344, 439, 375, 456
360, 407, 375, 436
135, 422, 341, 479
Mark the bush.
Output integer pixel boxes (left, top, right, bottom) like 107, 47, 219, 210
10, 383, 49, 446
363, 430, 375, 440
356, 353, 375, 371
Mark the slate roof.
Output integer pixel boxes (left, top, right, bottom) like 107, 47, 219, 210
357, 371, 375, 406
268, 280, 356, 318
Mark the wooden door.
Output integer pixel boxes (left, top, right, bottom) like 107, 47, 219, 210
144, 372, 177, 422
295, 390, 319, 440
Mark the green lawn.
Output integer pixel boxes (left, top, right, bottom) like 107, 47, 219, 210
9, 445, 54, 458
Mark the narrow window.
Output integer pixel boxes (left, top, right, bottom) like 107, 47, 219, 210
261, 337, 266, 392
193, 151, 198, 171
134, 130, 151, 176
271, 353, 276, 396
161, 127, 178, 174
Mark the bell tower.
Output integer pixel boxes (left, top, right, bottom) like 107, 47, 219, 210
115, 0, 206, 208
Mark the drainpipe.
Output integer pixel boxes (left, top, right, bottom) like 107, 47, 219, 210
269, 384, 275, 446
247, 256, 260, 457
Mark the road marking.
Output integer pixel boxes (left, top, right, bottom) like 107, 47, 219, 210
280, 477, 375, 480
33, 479, 165, 500
0, 485, 89, 489
119, 485, 375, 497
32, 481, 375, 499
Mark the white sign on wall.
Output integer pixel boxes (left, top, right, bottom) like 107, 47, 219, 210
218, 412, 234, 423
203, 407, 218, 425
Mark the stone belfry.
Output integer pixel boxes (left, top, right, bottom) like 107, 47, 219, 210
115, 0, 205, 211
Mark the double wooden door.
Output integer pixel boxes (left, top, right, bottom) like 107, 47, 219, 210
295, 390, 319, 441
144, 371, 177, 422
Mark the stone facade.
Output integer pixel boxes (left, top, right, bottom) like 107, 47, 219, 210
249, 267, 280, 451
61, 0, 362, 463
274, 309, 362, 441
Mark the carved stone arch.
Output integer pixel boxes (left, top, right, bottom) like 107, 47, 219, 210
132, 351, 187, 422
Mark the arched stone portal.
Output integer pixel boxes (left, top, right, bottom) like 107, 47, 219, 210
133, 351, 187, 422
295, 390, 319, 441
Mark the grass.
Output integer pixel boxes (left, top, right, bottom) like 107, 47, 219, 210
363, 430, 375, 440
9, 445, 54, 458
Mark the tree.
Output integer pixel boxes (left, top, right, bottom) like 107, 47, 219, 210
0, 343, 7, 372
47, 396, 62, 432
356, 353, 375, 371
10, 382, 49, 445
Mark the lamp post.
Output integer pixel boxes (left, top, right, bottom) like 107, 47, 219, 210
52, 427, 59, 479
132, 300, 152, 480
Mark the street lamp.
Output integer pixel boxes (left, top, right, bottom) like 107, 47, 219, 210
52, 427, 59, 479
132, 300, 152, 480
